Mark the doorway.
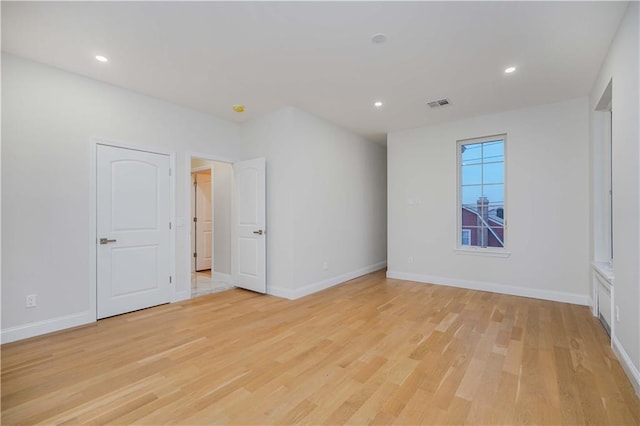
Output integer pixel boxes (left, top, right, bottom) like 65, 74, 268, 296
190, 156, 234, 297
593, 80, 614, 336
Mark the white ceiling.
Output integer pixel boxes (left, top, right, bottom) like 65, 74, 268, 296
1, 1, 628, 144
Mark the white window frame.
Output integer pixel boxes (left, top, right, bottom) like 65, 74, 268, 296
455, 134, 510, 257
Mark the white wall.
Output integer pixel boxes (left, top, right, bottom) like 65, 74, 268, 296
241, 108, 296, 292
589, 2, 640, 392
213, 162, 232, 275
1, 54, 240, 341
388, 97, 590, 304
1, 57, 387, 341
290, 109, 387, 292
242, 107, 387, 298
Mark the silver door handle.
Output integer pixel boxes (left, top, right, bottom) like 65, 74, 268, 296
100, 238, 117, 244
252, 230, 263, 235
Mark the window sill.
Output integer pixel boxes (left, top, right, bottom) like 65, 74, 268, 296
592, 261, 614, 285
454, 247, 511, 258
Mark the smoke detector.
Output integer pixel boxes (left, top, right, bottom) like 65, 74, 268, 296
427, 98, 451, 108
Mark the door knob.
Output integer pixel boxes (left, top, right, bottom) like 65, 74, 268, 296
100, 238, 117, 244
252, 230, 263, 235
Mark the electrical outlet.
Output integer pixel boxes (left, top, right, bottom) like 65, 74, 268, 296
25, 294, 37, 308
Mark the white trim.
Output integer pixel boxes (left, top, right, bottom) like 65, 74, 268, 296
386, 270, 590, 306
1, 311, 94, 344
269, 261, 387, 300
173, 291, 190, 303
92, 138, 176, 157
90, 137, 177, 313
169, 153, 177, 302
191, 165, 212, 173
612, 335, 640, 397
454, 247, 511, 258
592, 264, 615, 336
592, 261, 615, 283
267, 286, 298, 300
89, 141, 98, 322
187, 151, 235, 165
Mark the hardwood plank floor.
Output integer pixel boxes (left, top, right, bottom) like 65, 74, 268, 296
2, 270, 639, 425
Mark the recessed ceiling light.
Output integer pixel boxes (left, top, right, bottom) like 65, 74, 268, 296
232, 104, 245, 113
371, 33, 387, 44
95, 55, 108, 63
374, 101, 383, 107
504, 66, 517, 74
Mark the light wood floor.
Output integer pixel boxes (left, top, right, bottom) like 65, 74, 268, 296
2, 270, 639, 425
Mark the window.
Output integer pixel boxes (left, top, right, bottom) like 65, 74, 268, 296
594, 80, 613, 265
461, 229, 471, 246
458, 135, 506, 249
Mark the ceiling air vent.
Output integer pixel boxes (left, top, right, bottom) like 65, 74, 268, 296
427, 98, 451, 108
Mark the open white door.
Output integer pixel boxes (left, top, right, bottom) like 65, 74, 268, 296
234, 158, 266, 293
97, 144, 171, 318
193, 171, 212, 271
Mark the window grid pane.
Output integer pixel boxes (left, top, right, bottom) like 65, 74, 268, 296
459, 138, 505, 248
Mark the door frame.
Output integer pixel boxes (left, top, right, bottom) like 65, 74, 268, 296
185, 152, 235, 298
89, 138, 176, 321
190, 166, 213, 273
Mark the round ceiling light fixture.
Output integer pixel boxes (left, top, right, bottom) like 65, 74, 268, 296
232, 104, 245, 113
504, 66, 517, 74
371, 33, 387, 44
95, 55, 108, 63
374, 101, 383, 107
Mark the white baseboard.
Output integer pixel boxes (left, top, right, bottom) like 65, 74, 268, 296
1, 311, 94, 344
268, 261, 387, 300
267, 286, 297, 300
612, 335, 640, 398
173, 290, 191, 303
386, 270, 590, 306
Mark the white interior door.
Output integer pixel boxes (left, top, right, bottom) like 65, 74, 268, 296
194, 171, 212, 271
97, 144, 171, 319
234, 158, 266, 293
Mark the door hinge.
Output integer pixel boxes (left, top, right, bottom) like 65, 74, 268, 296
169, 276, 172, 284
193, 252, 197, 258
193, 217, 197, 223
169, 221, 172, 230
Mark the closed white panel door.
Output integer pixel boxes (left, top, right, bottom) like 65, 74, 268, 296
194, 172, 212, 271
234, 158, 266, 293
97, 144, 171, 319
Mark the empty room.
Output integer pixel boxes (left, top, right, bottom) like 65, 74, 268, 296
1, 1, 639, 424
